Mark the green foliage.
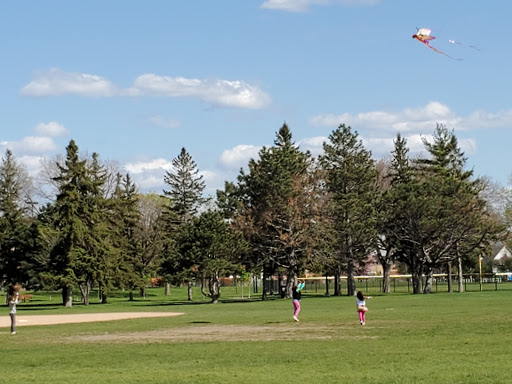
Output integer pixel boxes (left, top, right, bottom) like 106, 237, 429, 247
163, 147, 206, 224
176, 210, 248, 302
235, 123, 317, 296
48, 141, 113, 305
383, 125, 504, 293
320, 124, 379, 295
0, 150, 35, 286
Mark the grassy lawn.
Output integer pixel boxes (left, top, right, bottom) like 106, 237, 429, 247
2, 287, 512, 383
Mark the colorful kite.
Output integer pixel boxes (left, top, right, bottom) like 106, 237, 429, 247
412, 28, 462, 60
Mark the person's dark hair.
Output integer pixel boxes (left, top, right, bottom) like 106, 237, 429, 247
356, 291, 364, 301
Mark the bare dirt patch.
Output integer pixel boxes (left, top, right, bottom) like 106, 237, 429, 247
68, 323, 378, 344
1, 312, 184, 328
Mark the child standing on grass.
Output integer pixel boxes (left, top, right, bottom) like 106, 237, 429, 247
292, 279, 305, 322
356, 291, 371, 325
7, 286, 20, 335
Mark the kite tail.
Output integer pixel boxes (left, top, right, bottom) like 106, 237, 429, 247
448, 39, 480, 51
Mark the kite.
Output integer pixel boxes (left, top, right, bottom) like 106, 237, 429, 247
412, 28, 462, 60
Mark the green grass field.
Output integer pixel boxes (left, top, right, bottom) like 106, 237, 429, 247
2, 287, 512, 383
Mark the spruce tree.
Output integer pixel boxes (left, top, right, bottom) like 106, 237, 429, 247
235, 123, 315, 298
49, 141, 106, 306
161, 147, 206, 300
163, 147, 206, 224
320, 124, 378, 296
0, 150, 33, 286
109, 173, 145, 299
177, 210, 246, 303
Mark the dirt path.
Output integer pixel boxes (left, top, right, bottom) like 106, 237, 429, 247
0, 312, 184, 328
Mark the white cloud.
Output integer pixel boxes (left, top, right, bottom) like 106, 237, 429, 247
21, 68, 117, 97
260, 0, 380, 12
21, 68, 271, 110
309, 101, 497, 160
311, 102, 464, 133
462, 109, 512, 130
128, 74, 271, 109
34, 121, 70, 137
298, 136, 327, 156
1, 136, 57, 154
200, 170, 226, 195
124, 158, 173, 174
17, 155, 44, 177
130, 174, 165, 191
311, 102, 512, 135
218, 144, 262, 170
148, 115, 181, 129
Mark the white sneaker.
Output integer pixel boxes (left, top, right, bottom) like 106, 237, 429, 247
293, 316, 299, 322
362, 322, 365, 326
11, 332, 16, 335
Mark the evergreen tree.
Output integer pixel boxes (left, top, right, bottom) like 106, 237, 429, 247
320, 124, 378, 296
235, 123, 315, 298
161, 148, 206, 300
177, 210, 247, 303
0, 150, 34, 286
49, 141, 107, 306
386, 125, 504, 293
375, 133, 411, 293
417, 124, 504, 292
163, 147, 206, 224
109, 173, 144, 300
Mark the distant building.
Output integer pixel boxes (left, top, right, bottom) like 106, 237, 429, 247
492, 246, 512, 273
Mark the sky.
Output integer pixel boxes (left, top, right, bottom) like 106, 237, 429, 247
1, 0, 512, 197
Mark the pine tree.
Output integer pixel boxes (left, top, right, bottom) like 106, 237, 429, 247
235, 123, 315, 298
177, 210, 246, 303
417, 124, 503, 292
0, 150, 34, 286
161, 148, 206, 300
163, 147, 206, 224
385, 125, 504, 294
320, 124, 378, 296
375, 133, 411, 293
109, 173, 145, 299
49, 141, 107, 306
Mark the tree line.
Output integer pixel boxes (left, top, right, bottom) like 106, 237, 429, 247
1, 123, 510, 305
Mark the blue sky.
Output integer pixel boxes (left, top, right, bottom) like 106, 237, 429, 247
1, 0, 511, 196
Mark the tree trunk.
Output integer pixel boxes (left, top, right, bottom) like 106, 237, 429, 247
423, 268, 433, 294
410, 256, 424, 294
62, 286, 73, 307
411, 275, 421, 294
261, 273, 268, 301
457, 255, 464, 293
285, 268, 297, 299
382, 262, 392, 293
346, 260, 356, 296
187, 282, 193, 301
325, 274, 331, 297
164, 281, 171, 296
208, 275, 220, 304
447, 262, 453, 293
334, 268, 342, 296
80, 281, 91, 305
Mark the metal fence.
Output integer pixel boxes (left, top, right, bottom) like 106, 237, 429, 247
258, 273, 512, 295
